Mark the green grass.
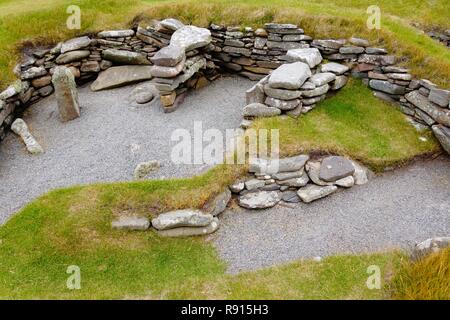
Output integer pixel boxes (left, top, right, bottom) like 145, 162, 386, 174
0, 0, 449, 88
253, 79, 440, 171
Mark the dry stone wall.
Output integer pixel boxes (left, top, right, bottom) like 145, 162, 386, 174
0, 20, 449, 153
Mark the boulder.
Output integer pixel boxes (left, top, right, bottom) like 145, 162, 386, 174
243, 103, 281, 118
264, 84, 302, 100
90, 66, 153, 91
11, 118, 44, 154
238, 191, 281, 209
405, 91, 450, 127
285, 48, 323, 68
369, 80, 405, 95
52, 66, 81, 122
133, 160, 160, 179
56, 50, 91, 64
152, 210, 213, 230
319, 156, 355, 182
111, 217, 150, 231
265, 97, 301, 111
297, 185, 338, 203
150, 45, 185, 67
156, 218, 219, 237
310, 72, 336, 87
432, 125, 450, 154
170, 25, 212, 51
102, 49, 150, 65
320, 62, 349, 75
61, 36, 91, 53
268, 62, 311, 90
412, 237, 450, 261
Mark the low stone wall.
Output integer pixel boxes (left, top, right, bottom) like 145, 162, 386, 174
0, 19, 449, 153
426, 29, 450, 48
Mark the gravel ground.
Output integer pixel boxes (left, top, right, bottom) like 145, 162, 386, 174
212, 156, 450, 274
0, 76, 253, 224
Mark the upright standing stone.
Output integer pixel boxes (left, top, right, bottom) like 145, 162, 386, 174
52, 66, 80, 122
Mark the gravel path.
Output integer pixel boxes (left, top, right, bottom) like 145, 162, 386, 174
0, 76, 253, 224
212, 156, 450, 274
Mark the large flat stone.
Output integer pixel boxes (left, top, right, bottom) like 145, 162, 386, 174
52, 66, 80, 122
150, 45, 185, 67
429, 88, 450, 108
310, 72, 336, 87
238, 191, 281, 209
56, 50, 90, 64
265, 97, 301, 110
97, 30, 134, 38
320, 62, 349, 75
369, 80, 405, 95
285, 48, 323, 68
151, 209, 213, 230
150, 57, 185, 78
268, 62, 311, 90
405, 91, 450, 127
61, 36, 91, 53
156, 218, 219, 237
90, 65, 153, 91
250, 155, 309, 174
264, 84, 302, 100
301, 84, 330, 98
243, 103, 281, 118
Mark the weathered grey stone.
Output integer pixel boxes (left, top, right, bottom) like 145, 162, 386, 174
412, 237, 450, 261
312, 39, 345, 50
229, 181, 245, 193
283, 34, 312, 41
429, 88, 450, 108
158, 18, 184, 31
272, 170, 303, 181
387, 73, 412, 81
419, 79, 437, 90
339, 46, 365, 54
150, 56, 185, 78
268, 62, 311, 90
152, 209, 213, 230
302, 95, 325, 106
52, 66, 80, 122
204, 189, 232, 216
369, 80, 405, 95
277, 172, 309, 187
243, 103, 281, 118
349, 37, 369, 47
405, 91, 450, 126
224, 38, 245, 47
223, 46, 251, 56
250, 155, 309, 174
11, 118, 44, 154
297, 185, 338, 203
264, 84, 302, 100
305, 161, 333, 186
150, 45, 185, 67
265, 97, 300, 111
254, 37, 267, 49
350, 160, 369, 185
358, 54, 396, 66
102, 49, 150, 65
335, 175, 355, 188
300, 81, 316, 90
171, 25, 211, 51
111, 216, 150, 231
55, 50, 91, 64
382, 66, 410, 73
61, 36, 91, 53
319, 156, 355, 182
285, 48, 322, 68
246, 81, 266, 104
238, 191, 281, 209
310, 72, 336, 87
156, 217, 219, 237
0, 80, 25, 99
301, 84, 329, 98
97, 29, 134, 38
365, 47, 388, 55
129, 82, 158, 104
267, 41, 308, 51
91, 66, 153, 91
245, 178, 265, 191
281, 190, 301, 203
432, 125, 450, 154
133, 160, 160, 179
21, 66, 47, 80
320, 62, 349, 75
331, 75, 348, 90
